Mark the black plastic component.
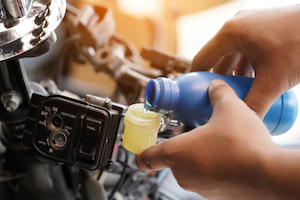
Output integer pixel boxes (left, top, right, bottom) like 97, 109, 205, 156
78, 116, 102, 162
23, 93, 126, 170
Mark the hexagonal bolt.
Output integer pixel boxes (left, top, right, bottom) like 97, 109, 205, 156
1, 91, 23, 112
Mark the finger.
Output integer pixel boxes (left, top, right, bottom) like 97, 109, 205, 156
213, 54, 241, 75
135, 142, 169, 171
235, 55, 254, 77
208, 79, 272, 138
208, 79, 239, 108
244, 72, 285, 119
191, 33, 239, 72
136, 130, 199, 171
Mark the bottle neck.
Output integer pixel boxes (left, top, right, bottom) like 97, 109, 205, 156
144, 77, 179, 113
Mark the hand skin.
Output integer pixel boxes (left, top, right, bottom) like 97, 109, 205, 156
137, 5, 300, 199
136, 80, 300, 200
191, 4, 300, 119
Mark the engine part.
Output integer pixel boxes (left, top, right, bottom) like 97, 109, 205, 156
0, 60, 31, 124
70, 5, 115, 48
23, 93, 127, 170
1, 91, 23, 112
0, 0, 66, 61
1, 0, 33, 18
141, 46, 191, 74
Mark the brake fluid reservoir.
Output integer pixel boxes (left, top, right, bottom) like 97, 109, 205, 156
123, 103, 161, 154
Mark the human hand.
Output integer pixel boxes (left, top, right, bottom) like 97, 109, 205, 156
136, 79, 282, 199
191, 5, 300, 119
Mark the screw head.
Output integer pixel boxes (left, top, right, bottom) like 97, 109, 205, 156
1, 91, 23, 112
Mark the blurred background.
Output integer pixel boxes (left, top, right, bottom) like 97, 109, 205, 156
23, 0, 300, 98
24, 0, 300, 145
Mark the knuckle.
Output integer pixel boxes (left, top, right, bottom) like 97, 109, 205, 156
209, 82, 230, 96
222, 17, 239, 33
221, 12, 248, 39
143, 157, 153, 170
217, 97, 237, 111
209, 84, 241, 109
139, 154, 156, 171
235, 9, 247, 16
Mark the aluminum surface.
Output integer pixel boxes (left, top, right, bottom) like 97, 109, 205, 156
0, 0, 66, 61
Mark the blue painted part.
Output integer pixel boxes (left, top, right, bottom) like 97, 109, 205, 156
144, 71, 298, 135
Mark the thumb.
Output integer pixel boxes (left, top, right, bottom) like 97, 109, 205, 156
208, 79, 240, 108
207, 79, 267, 133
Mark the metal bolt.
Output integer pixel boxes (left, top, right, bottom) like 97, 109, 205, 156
1, 90, 23, 112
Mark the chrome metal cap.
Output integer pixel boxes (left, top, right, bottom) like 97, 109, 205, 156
0, 0, 66, 61
2, 0, 33, 18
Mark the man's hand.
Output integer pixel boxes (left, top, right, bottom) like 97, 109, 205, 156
136, 80, 283, 199
191, 5, 300, 118
136, 6, 300, 199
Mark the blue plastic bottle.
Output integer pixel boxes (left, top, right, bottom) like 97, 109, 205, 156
144, 71, 298, 135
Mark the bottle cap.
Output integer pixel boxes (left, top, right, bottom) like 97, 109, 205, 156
144, 78, 179, 113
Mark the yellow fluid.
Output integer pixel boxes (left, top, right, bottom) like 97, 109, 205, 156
131, 108, 157, 119
122, 126, 158, 154
122, 104, 160, 154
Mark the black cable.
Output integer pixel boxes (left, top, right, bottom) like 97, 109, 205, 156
116, 159, 131, 169
107, 149, 129, 200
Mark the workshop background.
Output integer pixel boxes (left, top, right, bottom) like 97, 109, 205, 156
21, 0, 300, 199
26, 0, 300, 147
